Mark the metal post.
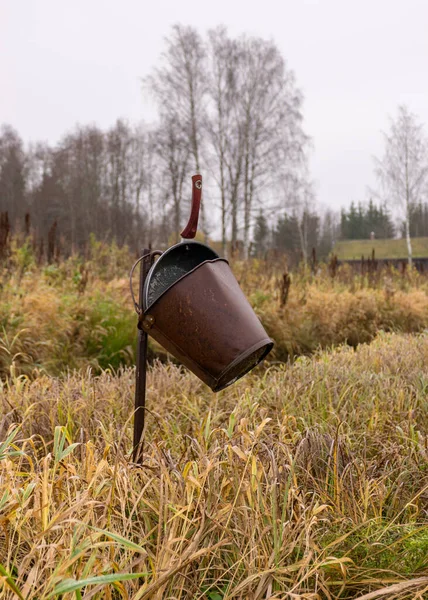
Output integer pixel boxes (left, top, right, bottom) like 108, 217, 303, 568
133, 248, 152, 463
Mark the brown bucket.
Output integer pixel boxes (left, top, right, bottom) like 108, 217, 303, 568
140, 241, 273, 392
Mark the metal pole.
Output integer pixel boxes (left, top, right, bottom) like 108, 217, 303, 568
133, 248, 152, 463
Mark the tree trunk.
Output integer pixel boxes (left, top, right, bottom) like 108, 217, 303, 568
231, 196, 238, 254
174, 200, 181, 244
405, 208, 413, 267
243, 140, 250, 258
221, 181, 227, 258
405, 140, 413, 267
297, 215, 307, 265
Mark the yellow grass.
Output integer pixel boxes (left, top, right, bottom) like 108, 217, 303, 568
4, 244, 428, 377
1, 333, 428, 598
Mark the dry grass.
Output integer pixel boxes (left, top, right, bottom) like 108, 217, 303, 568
3, 243, 428, 378
0, 243, 136, 377
1, 333, 428, 598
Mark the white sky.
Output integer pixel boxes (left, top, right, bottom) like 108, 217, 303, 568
1, 0, 428, 214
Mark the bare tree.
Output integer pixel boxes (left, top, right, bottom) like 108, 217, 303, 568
60, 125, 107, 251
105, 120, 132, 243
0, 25, 313, 256
155, 117, 190, 243
141, 126, 161, 247
280, 165, 314, 263
318, 209, 340, 259
129, 124, 149, 251
206, 27, 238, 255
80, 126, 106, 242
0, 125, 27, 225
28, 123, 142, 253
374, 105, 428, 266
146, 25, 208, 237
206, 28, 308, 256
237, 36, 307, 257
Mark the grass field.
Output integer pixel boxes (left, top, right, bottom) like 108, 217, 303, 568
1, 332, 428, 598
333, 237, 428, 260
2, 241, 428, 597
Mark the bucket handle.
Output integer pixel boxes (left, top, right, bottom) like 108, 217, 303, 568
180, 174, 202, 239
129, 250, 163, 315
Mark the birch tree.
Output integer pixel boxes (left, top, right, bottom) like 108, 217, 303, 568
280, 167, 314, 263
145, 25, 207, 236
206, 28, 308, 256
207, 27, 239, 255
237, 36, 306, 257
155, 117, 190, 242
374, 105, 428, 266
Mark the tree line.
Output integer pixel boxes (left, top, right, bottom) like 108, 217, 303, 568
340, 200, 395, 240
0, 121, 154, 254
0, 25, 311, 258
3, 103, 425, 264
340, 199, 428, 242
2, 25, 427, 265
251, 209, 338, 263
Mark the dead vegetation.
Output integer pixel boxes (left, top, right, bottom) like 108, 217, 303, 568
2, 239, 428, 379
1, 240, 428, 596
1, 333, 428, 598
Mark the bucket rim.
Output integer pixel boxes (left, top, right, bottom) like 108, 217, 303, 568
212, 338, 274, 392
143, 240, 222, 310
153, 240, 220, 265
143, 256, 229, 312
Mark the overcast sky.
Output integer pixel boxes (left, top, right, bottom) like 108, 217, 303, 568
1, 0, 428, 214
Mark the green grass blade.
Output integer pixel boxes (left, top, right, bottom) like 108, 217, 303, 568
0, 563, 25, 600
0, 426, 20, 460
89, 525, 148, 554
48, 572, 147, 596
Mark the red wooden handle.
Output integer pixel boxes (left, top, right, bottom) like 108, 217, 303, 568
180, 174, 202, 239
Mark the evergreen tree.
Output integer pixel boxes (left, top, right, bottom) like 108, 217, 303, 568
375, 202, 395, 239
273, 213, 300, 256
252, 212, 270, 257
401, 202, 428, 238
340, 200, 394, 239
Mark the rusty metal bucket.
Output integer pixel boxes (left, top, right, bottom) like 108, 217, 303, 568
140, 240, 273, 392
